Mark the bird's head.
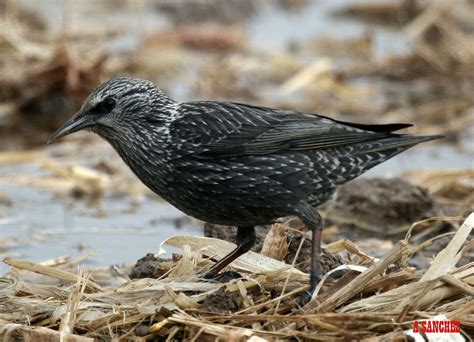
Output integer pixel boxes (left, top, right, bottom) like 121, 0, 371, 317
48, 76, 175, 144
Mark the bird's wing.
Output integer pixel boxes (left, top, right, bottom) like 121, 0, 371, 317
170, 101, 399, 158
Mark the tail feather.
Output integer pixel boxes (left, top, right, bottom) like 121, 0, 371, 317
354, 134, 443, 154
332, 134, 443, 185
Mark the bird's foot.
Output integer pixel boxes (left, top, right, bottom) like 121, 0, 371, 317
298, 290, 312, 307
297, 270, 322, 307
200, 270, 243, 283
297, 269, 347, 307
297, 287, 316, 307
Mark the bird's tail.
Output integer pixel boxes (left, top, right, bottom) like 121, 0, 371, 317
332, 134, 443, 185
354, 134, 443, 155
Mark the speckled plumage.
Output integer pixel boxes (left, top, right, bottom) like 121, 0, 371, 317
49, 77, 442, 297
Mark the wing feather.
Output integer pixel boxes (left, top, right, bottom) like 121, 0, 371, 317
170, 102, 397, 158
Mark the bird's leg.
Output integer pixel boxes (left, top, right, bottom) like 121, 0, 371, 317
202, 226, 256, 279
297, 205, 323, 303
309, 219, 322, 293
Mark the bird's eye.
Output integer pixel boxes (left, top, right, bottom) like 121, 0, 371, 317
100, 97, 116, 112
88, 97, 117, 116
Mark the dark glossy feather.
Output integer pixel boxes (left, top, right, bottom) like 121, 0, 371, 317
170, 102, 420, 159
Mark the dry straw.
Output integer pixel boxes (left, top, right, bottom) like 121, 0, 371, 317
1, 213, 472, 340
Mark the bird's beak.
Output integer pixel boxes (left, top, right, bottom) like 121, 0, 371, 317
47, 113, 90, 144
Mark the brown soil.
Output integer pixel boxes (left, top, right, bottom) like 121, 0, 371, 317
201, 287, 243, 313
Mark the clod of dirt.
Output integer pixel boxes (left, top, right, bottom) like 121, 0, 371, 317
134, 325, 150, 337
285, 232, 345, 274
327, 178, 435, 234
200, 287, 243, 313
130, 253, 160, 279
130, 253, 174, 279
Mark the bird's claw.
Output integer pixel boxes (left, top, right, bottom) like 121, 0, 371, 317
200, 270, 243, 283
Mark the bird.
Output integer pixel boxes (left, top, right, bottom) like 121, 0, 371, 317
48, 76, 442, 299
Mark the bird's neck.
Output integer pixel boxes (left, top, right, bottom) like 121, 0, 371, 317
104, 128, 173, 193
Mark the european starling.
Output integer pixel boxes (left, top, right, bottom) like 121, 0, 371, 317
48, 77, 442, 296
